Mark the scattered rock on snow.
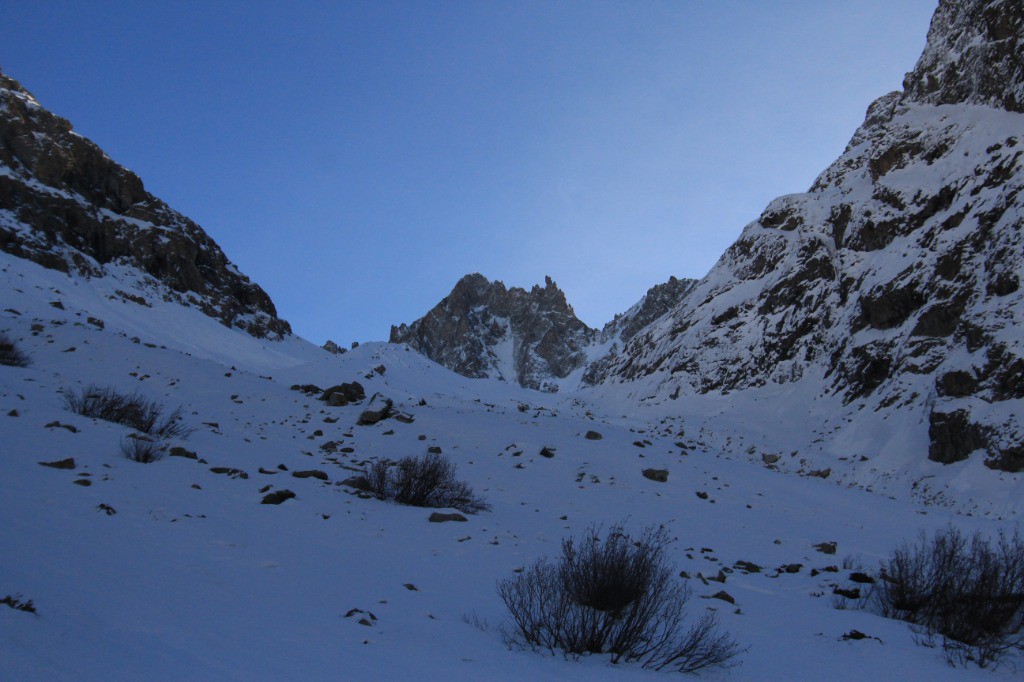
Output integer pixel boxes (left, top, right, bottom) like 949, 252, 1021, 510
642, 468, 669, 482
261, 489, 296, 505
710, 590, 735, 604
357, 394, 393, 425
428, 512, 468, 523
849, 572, 876, 584
209, 467, 248, 479
38, 457, 75, 469
292, 469, 329, 481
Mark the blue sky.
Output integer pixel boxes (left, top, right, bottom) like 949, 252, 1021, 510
1, 1, 938, 344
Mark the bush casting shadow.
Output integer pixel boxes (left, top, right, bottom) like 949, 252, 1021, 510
870, 525, 1024, 668
0, 332, 30, 367
62, 384, 190, 440
355, 453, 490, 514
498, 524, 742, 673
120, 436, 165, 463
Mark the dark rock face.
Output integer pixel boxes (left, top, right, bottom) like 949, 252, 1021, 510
599, 276, 698, 345
601, 0, 1024, 471
928, 409, 986, 464
390, 273, 595, 391
581, 276, 697, 386
0, 69, 290, 338
322, 340, 346, 355
902, 0, 1024, 112
390, 272, 695, 391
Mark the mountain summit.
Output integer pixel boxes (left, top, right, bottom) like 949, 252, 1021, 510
390, 273, 594, 391
390, 273, 697, 392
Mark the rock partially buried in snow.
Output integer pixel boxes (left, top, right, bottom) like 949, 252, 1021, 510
38, 457, 75, 469
584, 430, 603, 440
261, 489, 296, 505
428, 512, 467, 523
321, 381, 365, 406
357, 393, 393, 425
642, 468, 669, 482
292, 469, 329, 481
710, 590, 735, 604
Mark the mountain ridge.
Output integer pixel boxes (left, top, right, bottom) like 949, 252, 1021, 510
0, 69, 291, 339
389, 272, 697, 392
601, 0, 1023, 471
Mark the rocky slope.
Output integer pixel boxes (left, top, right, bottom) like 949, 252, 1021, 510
390, 273, 696, 392
603, 0, 1023, 471
390, 274, 594, 391
0, 69, 290, 338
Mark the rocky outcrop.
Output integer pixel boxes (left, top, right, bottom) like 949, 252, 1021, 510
390, 273, 595, 391
603, 0, 1024, 471
902, 0, 1024, 112
0, 69, 290, 338
322, 340, 347, 355
581, 276, 697, 386
599, 276, 698, 346
390, 273, 695, 391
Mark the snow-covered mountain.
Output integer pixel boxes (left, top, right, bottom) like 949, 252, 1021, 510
593, 0, 1024, 473
0, 69, 290, 339
390, 273, 594, 391
3, 0, 1024, 678
390, 273, 696, 392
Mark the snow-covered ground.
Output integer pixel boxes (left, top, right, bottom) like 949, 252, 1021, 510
2, 252, 1021, 679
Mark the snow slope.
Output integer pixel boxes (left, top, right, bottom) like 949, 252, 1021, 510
3, 251, 1022, 680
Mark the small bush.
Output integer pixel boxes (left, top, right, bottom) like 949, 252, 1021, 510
359, 454, 489, 514
1, 594, 36, 614
498, 524, 742, 674
870, 526, 1024, 668
0, 332, 30, 367
62, 384, 190, 440
120, 436, 164, 463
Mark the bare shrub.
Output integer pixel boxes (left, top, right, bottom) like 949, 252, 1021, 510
0, 332, 30, 367
1, 594, 36, 614
498, 524, 742, 674
120, 436, 164, 463
870, 526, 1024, 668
360, 454, 489, 514
62, 384, 191, 439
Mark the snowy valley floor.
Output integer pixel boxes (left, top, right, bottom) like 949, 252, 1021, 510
2, 257, 1022, 680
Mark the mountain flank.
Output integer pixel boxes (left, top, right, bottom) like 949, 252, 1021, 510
0, 69, 290, 338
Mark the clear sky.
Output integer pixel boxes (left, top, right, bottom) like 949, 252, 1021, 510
1, 1, 938, 345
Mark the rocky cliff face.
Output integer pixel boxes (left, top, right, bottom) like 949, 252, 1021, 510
390, 273, 697, 392
581, 276, 697, 386
390, 274, 595, 391
604, 0, 1024, 471
0, 69, 290, 338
